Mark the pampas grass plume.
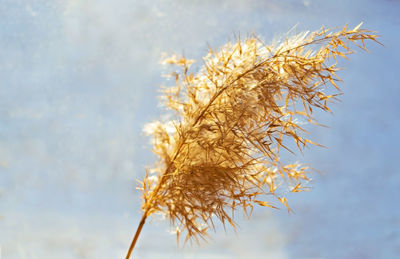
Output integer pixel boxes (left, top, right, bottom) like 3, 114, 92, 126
126, 23, 380, 258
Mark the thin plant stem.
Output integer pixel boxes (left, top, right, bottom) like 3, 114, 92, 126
125, 209, 148, 259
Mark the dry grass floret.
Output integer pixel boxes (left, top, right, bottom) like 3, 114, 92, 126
126, 23, 380, 258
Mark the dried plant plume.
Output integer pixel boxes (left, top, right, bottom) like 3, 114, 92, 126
136, 23, 380, 244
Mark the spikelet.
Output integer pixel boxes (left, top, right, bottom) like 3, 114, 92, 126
138, 24, 380, 243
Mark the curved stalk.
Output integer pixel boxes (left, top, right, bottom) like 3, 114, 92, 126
125, 210, 148, 259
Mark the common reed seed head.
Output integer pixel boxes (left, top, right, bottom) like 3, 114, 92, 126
138, 24, 380, 243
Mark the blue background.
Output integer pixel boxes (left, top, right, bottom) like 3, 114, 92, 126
1, 0, 399, 258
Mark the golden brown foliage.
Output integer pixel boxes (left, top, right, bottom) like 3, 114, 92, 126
138, 24, 379, 243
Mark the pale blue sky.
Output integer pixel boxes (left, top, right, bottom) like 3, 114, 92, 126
1, 0, 399, 258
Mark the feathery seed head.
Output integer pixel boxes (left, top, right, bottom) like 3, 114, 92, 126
138, 24, 379, 243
